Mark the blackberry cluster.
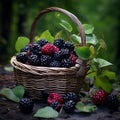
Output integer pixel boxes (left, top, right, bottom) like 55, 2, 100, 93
47, 92, 80, 114
16, 38, 78, 68
19, 97, 34, 114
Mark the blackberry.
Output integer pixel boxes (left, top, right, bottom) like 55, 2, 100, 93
28, 54, 40, 66
50, 101, 61, 111
16, 52, 28, 63
54, 51, 63, 61
63, 92, 79, 103
53, 38, 65, 49
61, 59, 72, 68
20, 44, 33, 53
61, 49, 70, 58
49, 60, 61, 67
40, 55, 52, 66
19, 97, 34, 114
107, 94, 119, 110
63, 42, 74, 51
36, 39, 48, 47
63, 100, 75, 113
32, 43, 42, 56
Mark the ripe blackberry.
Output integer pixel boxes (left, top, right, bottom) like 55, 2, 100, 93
61, 58, 72, 68
49, 60, 61, 67
19, 97, 34, 114
20, 44, 33, 53
54, 51, 63, 61
63, 100, 75, 113
40, 55, 53, 66
50, 101, 61, 111
16, 52, 28, 63
63, 92, 79, 103
36, 39, 48, 47
63, 41, 74, 51
53, 38, 65, 49
92, 90, 108, 106
31, 43, 41, 56
107, 94, 119, 110
61, 49, 70, 58
28, 54, 40, 66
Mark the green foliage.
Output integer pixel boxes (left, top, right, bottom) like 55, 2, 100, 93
59, 19, 73, 32
93, 58, 113, 68
15, 37, 30, 52
75, 46, 91, 60
83, 24, 94, 34
75, 102, 97, 113
34, 106, 58, 118
38, 30, 54, 43
0, 85, 24, 102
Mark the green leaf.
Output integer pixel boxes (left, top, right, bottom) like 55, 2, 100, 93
0, 88, 20, 102
94, 75, 112, 93
86, 34, 98, 45
75, 46, 91, 60
59, 20, 73, 32
39, 30, 54, 43
71, 34, 81, 44
71, 34, 98, 45
34, 106, 58, 118
55, 30, 63, 39
12, 85, 24, 99
75, 102, 97, 113
101, 70, 116, 80
15, 37, 30, 52
93, 58, 113, 68
83, 24, 94, 34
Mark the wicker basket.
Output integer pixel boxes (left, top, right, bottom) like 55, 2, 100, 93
11, 7, 89, 99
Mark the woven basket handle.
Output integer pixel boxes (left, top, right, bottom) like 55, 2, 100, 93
29, 7, 86, 46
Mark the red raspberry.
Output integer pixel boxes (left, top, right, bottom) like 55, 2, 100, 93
69, 53, 77, 66
47, 92, 63, 104
92, 90, 108, 106
41, 43, 59, 55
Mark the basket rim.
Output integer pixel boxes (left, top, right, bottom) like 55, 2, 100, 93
11, 56, 78, 75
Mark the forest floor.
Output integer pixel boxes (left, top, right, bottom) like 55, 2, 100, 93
0, 65, 120, 120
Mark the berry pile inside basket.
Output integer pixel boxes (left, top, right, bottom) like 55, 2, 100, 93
16, 39, 78, 68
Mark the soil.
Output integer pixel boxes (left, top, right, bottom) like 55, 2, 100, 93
0, 65, 120, 120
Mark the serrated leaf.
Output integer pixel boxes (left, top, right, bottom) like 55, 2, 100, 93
39, 30, 54, 43
12, 85, 24, 99
0, 88, 20, 102
83, 24, 94, 34
15, 37, 30, 52
59, 20, 73, 32
34, 106, 58, 118
75, 102, 97, 112
93, 58, 113, 68
75, 46, 91, 60
94, 76, 112, 93
71, 34, 98, 45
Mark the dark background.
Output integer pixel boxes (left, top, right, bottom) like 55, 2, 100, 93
0, 0, 120, 73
